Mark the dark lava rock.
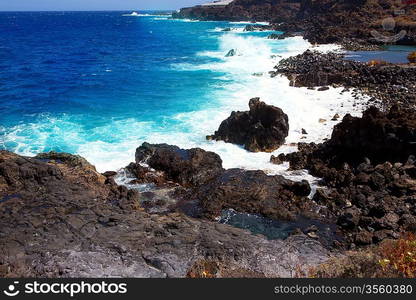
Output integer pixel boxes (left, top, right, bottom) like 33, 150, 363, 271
36, 151, 96, 170
134, 143, 224, 187
272, 50, 416, 108
354, 231, 373, 246
172, 0, 301, 23
207, 98, 289, 152
102, 171, 117, 178
225, 49, 237, 57
270, 155, 284, 165
277, 106, 416, 247
126, 162, 168, 186
192, 168, 315, 221
244, 24, 273, 32
281, 106, 416, 169
0, 151, 330, 278
268, 32, 299, 40
268, 33, 281, 39
327, 106, 416, 166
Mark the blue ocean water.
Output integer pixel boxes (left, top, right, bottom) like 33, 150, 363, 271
0, 12, 224, 148
0, 11, 341, 173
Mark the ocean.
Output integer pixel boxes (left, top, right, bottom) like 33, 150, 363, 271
0, 11, 362, 179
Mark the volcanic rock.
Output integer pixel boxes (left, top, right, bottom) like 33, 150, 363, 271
172, 0, 302, 23
277, 106, 416, 247
0, 150, 331, 278
207, 98, 289, 152
134, 143, 224, 187
192, 168, 314, 221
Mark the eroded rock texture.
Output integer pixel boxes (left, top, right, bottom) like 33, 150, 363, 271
0, 151, 330, 278
208, 98, 289, 152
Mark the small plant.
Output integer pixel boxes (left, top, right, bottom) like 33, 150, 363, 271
308, 233, 416, 278
378, 233, 416, 278
407, 51, 416, 63
186, 260, 219, 278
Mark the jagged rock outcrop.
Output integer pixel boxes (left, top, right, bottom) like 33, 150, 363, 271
207, 98, 289, 152
192, 168, 315, 221
328, 106, 416, 166
283, 0, 416, 46
280, 106, 416, 168
273, 50, 416, 108
173, 0, 302, 23
0, 150, 331, 278
174, 0, 416, 47
275, 106, 416, 247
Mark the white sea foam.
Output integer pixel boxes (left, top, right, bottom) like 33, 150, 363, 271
2, 22, 366, 185
122, 34, 365, 179
208, 27, 275, 33
122, 12, 169, 17
153, 34, 366, 180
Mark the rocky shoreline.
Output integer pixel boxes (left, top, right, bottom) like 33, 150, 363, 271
0, 150, 332, 278
2, 97, 416, 277
173, 0, 416, 51
2, 1, 416, 278
272, 50, 416, 109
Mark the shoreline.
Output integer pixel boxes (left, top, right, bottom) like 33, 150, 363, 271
2, 22, 369, 178
1, 11, 416, 278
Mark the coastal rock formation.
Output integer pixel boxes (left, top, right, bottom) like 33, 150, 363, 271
207, 98, 289, 152
273, 50, 416, 108
0, 150, 331, 278
174, 0, 416, 48
192, 168, 315, 221
273, 50, 353, 87
295, 0, 416, 46
172, 0, 302, 23
328, 106, 416, 166
244, 24, 273, 31
134, 142, 224, 187
276, 106, 416, 247
280, 106, 416, 168
130, 143, 327, 229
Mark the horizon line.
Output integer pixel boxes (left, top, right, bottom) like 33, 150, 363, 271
0, 9, 177, 12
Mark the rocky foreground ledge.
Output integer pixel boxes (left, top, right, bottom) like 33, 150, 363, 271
2, 100, 416, 277
273, 50, 416, 110
173, 0, 416, 50
0, 150, 331, 278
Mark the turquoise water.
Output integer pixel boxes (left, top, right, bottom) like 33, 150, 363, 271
0, 11, 352, 174
1, 11, 364, 240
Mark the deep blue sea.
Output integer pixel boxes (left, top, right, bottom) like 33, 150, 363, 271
0, 11, 355, 174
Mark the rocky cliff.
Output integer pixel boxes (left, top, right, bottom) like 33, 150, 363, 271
174, 0, 416, 46
293, 0, 416, 46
